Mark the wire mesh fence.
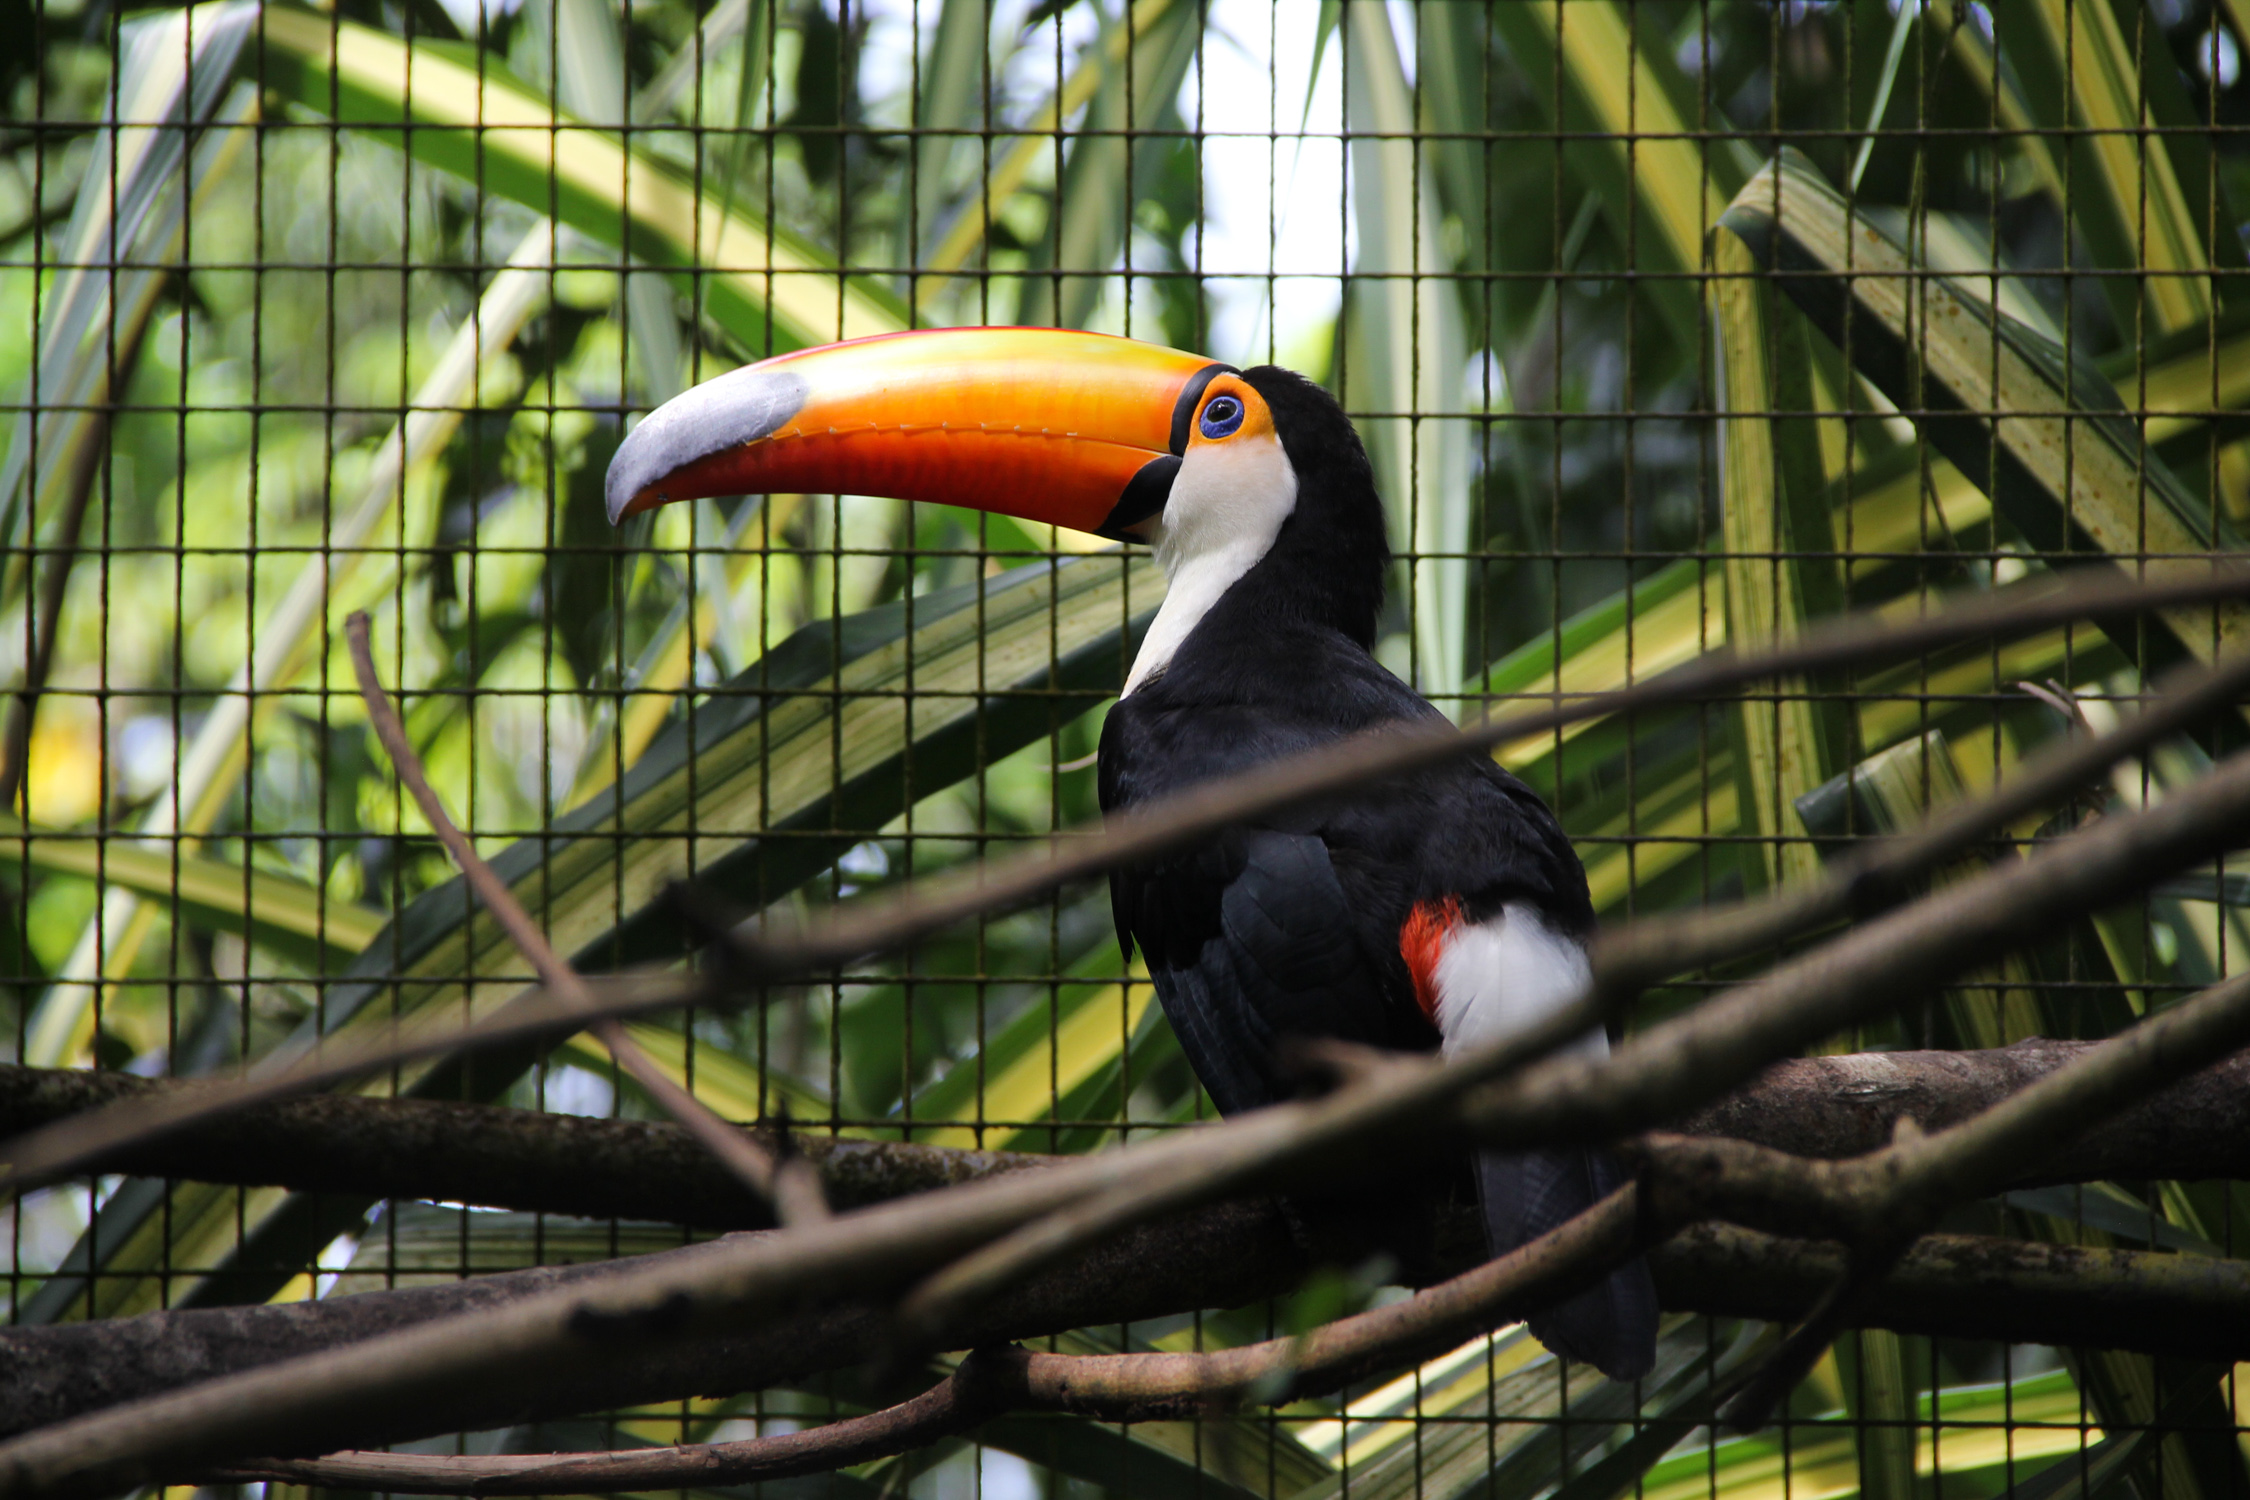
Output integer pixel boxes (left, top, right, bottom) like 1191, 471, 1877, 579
3, 0, 2248, 1496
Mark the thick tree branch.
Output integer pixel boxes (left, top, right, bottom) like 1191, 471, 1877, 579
6, 566, 2245, 1195
1636, 969, 2250, 1426
2, 1040, 2241, 1226
1641, 978, 2250, 1245
1657, 1222, 2250, 1357
0, 1064, 1046, 1224
3, 1203, 2242, 1454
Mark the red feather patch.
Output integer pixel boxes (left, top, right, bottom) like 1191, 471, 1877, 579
1399, 896, 1463, 1024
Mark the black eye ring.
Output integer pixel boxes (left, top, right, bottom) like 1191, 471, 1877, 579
1199, 394, 1246, 440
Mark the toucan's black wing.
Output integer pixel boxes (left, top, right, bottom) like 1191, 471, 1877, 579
1098, 648, 1459, 1114
1112, 822, 1413, 1115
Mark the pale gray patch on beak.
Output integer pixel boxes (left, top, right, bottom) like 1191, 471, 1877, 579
604, 365, 811, 523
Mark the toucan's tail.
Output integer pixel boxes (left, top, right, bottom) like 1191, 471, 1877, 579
1476, 1146, 1658, 1381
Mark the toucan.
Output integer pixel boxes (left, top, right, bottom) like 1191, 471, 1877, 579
605, 327, 1659, 1381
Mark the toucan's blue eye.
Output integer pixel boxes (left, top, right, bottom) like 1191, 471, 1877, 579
1199, 394, 1245, 439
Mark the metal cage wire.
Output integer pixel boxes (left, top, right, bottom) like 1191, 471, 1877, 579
2, 1, 2247, 1497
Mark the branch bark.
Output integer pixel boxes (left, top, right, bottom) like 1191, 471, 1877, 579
5, 1040, 2241, 1228
213, 1363, 1007, 1494
211, 1193, 1643, 1495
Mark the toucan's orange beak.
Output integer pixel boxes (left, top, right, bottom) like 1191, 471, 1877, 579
604, 327, 1230, 542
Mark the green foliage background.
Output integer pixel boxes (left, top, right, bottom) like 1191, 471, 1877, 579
4, 1, 2250, 1496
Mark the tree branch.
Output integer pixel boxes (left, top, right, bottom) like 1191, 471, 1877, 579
3, 1203, 2241, 1456
4, 1039, 2240, 1230
0, 1063, 1047, 1224
1592, 647, 2250, 998
6, 565, 2245, 1196
208, 1190, 1643, 1495
212, 1358, 1007, 1494
9, 729, 2250, 1497
1633, 969, 2250, 1426
201, 960, 2250, 1499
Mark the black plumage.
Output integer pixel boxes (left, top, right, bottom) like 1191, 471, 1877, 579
1098, 366, 1657, 1380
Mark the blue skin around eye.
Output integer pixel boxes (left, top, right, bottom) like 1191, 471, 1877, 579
1200, 396, 1244, 440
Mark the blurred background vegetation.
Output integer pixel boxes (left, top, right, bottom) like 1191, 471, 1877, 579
5, 1, 2250, 1497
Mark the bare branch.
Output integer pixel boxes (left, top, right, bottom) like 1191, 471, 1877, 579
1594, 646, 2250, 998
728, 566, 2250, 988
0, 970, 706, 1198
887, 739, 2250, 1347
5, 566, 2243, 1198
2, 1040, 2244, 1230
1634, 968, 2250, 1427
1459, 743, 2250, 1155
4, 1203, 2242, 1458
211, 1190, 1641, 1495
346, 614, 826, 1225
255, 948, 2250, 1500
213, 1361, 1004, 1494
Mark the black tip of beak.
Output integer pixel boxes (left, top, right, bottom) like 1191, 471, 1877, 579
1099, 454, 1180, 541
603, 364, 811, 524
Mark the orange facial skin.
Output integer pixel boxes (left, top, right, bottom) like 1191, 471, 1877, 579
1182, 373, 1280, 452
605, 327, 1231, 541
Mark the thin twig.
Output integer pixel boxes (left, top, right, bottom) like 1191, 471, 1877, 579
725, 565, 2250, 989
213, 1357, 1006, 1493
0, 317, 149, 812
4, 564, 2238, 1197
1594, 645, 2250, 999
345, 614, 825, 1224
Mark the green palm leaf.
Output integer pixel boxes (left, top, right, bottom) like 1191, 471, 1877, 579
0, 820, 378, 972
0, 0, 257, 561
255, 6, 905, 354
1718, 149, 2243, 678
1341, 2, 1472, 701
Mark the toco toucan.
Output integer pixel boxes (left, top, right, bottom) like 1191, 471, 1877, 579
605, 327, 1659, 1381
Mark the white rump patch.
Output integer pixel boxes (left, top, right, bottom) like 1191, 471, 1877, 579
1123, 431, 1297, 696
1432, 902, 1604, 1062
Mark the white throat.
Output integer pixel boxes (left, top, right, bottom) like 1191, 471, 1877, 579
1123, 433, 1297, 696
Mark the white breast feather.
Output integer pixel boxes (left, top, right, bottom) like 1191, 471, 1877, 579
1432, 902, 1605, 1061
1123, 432, 1297, 696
